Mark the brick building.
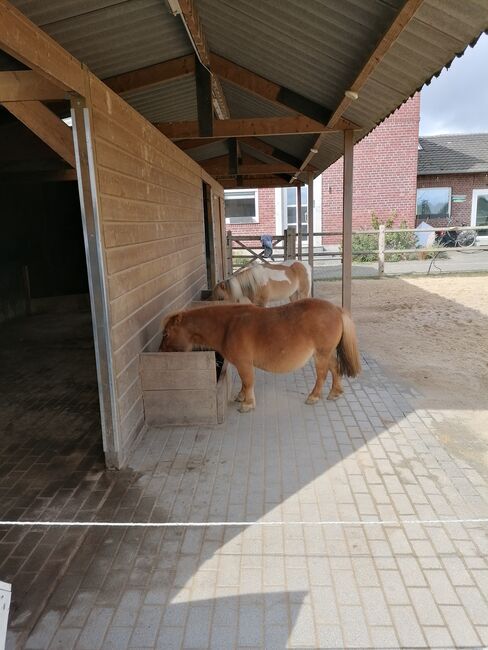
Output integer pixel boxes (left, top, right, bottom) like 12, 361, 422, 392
226, 95, 421, 244
417, 133, 488, 241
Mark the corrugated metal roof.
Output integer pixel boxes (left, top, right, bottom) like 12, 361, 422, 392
10, 0, 192, 78
5, 0, 488, 184
418, 133, 488, 174
121, 76, 197, 123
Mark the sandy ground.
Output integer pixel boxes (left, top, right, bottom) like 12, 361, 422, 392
316, 275, 488, 475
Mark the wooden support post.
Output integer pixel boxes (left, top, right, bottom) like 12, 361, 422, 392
296, 185, 302, 260
286, 226, 296, 260
307, 172, 314, 295
195, 58, 213, 137
378, 224, 385, 277
228, 137, 238, 175
342, 130, 354, 311
226, 229, 233, 276
70, 96, 120, 468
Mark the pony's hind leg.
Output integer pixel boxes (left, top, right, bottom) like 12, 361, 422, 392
234, 363, 256, 412
306, 352, 329, 404
326, 355, 344, 400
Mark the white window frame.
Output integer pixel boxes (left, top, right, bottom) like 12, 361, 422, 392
471, 188, 488, 243
416, 186, 452, 219
224, 188, 259, 225
275, 176, 322, 245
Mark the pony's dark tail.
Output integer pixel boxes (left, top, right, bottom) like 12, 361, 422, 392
337, 310, 361, 377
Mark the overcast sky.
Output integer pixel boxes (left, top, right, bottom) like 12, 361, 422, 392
419, 32, 488, 136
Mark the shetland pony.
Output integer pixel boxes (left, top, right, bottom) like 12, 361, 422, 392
160, 299, 361, 412
213, 260, 311, 306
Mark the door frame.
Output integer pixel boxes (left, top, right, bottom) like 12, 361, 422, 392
471, 188, 488, 243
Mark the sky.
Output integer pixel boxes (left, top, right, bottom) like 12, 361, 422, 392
419, 32, 488, 136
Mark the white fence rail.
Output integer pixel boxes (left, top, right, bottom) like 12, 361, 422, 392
227, 225, 488, 275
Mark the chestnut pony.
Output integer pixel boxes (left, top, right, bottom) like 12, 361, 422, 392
212, 260, 311, 306
160, 298, 361, 412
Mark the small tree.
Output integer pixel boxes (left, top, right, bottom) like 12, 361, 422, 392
351, 212, 418, 262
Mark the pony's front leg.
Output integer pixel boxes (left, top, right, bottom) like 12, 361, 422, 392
306, 352, 329, 404
234, 363, 256, 412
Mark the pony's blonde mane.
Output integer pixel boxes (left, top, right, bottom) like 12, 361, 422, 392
226, 264, 266, 300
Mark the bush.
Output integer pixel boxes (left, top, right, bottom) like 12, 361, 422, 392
351, 213, 420, 262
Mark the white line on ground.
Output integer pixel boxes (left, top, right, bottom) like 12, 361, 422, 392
0, 518, 487, 528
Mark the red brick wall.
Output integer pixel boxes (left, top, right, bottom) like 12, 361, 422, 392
322, 94, 420, 242
417, 172, 488, 227
226, 95, 421, 244
225, 188, 276, 240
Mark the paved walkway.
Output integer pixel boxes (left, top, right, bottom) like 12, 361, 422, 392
1, 325, 487, 647
313, 249, 488, 280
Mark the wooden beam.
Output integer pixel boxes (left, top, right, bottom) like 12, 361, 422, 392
296, 0, 423, 173
155, 115, 351, 139
307, 172, 314, 282
342, 130, 354, 312
328, 0, 424, 127
195, 58, 213, 136
0, 71, 67, 101
1, 100, 75, 167
0, 1, 85, 95
103, 54, 195, 94
238, 137, 316, 171
204, 161, 299, 176
176, 0, 230, 119
221, 176, 301, 189
210, 52, 334, 124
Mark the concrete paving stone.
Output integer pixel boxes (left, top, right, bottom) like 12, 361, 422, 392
156, 626, 185, 649
440, 604, 482, 647
75, 607, 114, 650
456, 586, 488, 625
378, 570, 410, 605
408, 587, 444, 627
397, 556, 427, 587
100, 627, 132, 650
425, 570, 461, 605
25, 610, 63, 650
369, 626, 400, 648
390, 605, 427, 648
129, 605, 164, 648
339, 605, 371, 647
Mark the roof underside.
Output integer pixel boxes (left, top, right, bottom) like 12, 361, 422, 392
2, 0, 488, 186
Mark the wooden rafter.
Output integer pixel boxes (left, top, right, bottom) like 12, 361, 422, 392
297, 0, 424, 173
202, 159, 299, 176
1, 100, 75, 167
220, 176, 300, 189
0, 1, 85, 95
103, 54, 195, 94
0, 71, 67, 101
0, 168, 77, 183
176, 0, 230, 119
328, 0, 425, 128
155, 115, 354, 139
238, 137, 316, 171
210, 53, 335, 124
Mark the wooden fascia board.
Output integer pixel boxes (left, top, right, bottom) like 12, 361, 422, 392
0, 70, 67, 101
103, 54, 196, 94
155, 116, 351, 139
0, 1, 85, 95
1, 100, 75, 167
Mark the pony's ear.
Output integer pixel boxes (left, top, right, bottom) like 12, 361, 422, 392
162, 311, 182, 330
219, 282, 226, 289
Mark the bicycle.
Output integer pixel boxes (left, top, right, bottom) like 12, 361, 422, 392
428, 221, 478, 273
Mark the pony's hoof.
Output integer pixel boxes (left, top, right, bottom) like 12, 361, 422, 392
234, 393, 245, 402
238, 402, 255, 413
327, 391, 343, 401
305, 395, 319, 405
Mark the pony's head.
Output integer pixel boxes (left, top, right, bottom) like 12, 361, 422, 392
159, 312, 192, 352
212, 280, 231, 301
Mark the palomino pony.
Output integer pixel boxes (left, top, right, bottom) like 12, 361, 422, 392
212, 260, 311, 306
160, 299, 361, 412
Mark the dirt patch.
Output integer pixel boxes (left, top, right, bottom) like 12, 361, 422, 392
316, 275, 488, 475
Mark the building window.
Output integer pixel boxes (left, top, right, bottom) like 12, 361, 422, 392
416, 187, 451, 219
224, 189, 258, 224
282, 186, 308, 233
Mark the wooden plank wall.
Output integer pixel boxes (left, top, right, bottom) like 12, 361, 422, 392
86, 73, 225, 464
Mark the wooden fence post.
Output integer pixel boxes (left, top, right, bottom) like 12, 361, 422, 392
378, 224, 385, 277
285, 226, 296, 260
226, 230, 233, 275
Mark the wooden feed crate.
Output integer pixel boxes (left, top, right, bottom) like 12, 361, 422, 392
140, 348, 233, 426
